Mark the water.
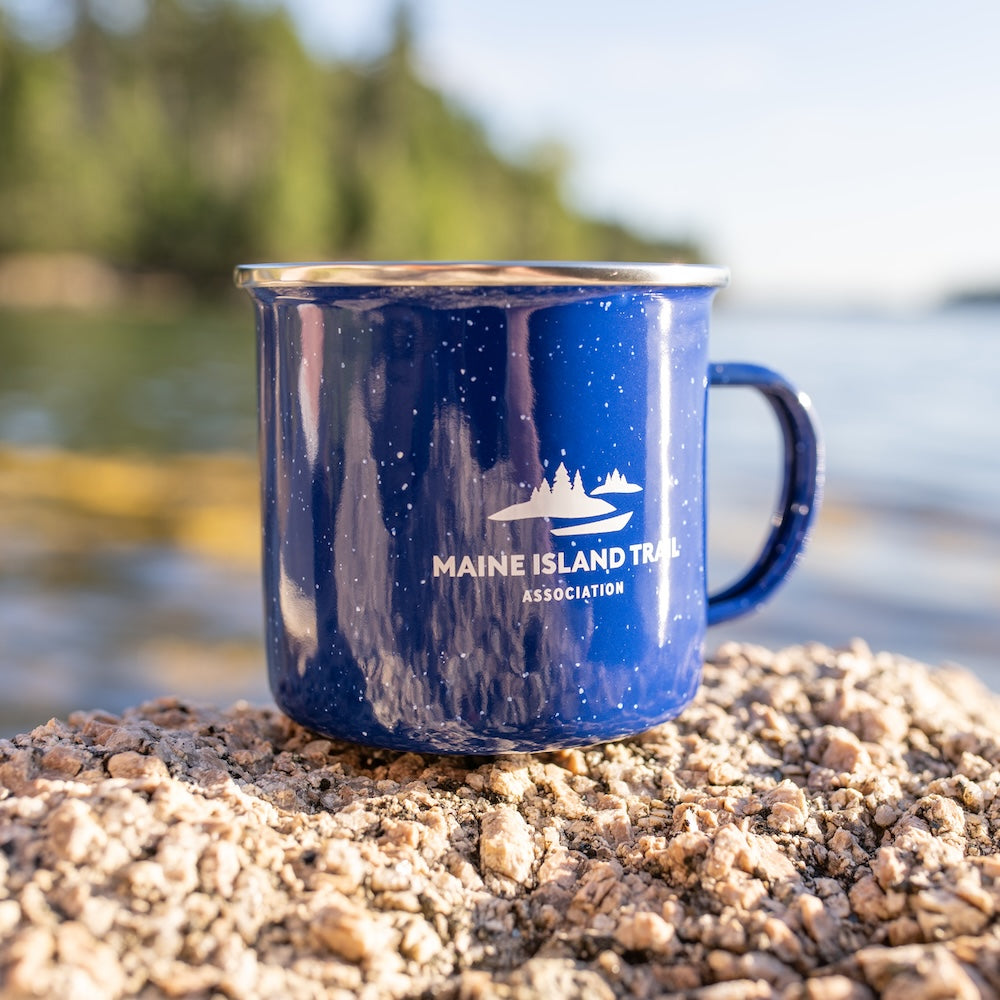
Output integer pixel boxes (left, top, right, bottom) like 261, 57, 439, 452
707, 304, 1000, 684
0, 301, 997, 736
0, 305, 255, 453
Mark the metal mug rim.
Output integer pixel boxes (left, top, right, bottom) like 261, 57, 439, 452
233, 260, 730, 289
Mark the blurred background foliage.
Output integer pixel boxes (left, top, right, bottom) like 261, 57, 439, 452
0, 0, 697, 293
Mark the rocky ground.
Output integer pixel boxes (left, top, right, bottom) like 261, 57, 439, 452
1, 640, 998, 999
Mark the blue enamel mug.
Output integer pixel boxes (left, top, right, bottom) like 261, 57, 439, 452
235, 262, 821, 754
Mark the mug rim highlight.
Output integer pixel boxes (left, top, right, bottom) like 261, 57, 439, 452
234, 260, 730, 290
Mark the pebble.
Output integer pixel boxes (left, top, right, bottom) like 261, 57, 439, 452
479, 805, 535, 886
1, 641, 1000, 998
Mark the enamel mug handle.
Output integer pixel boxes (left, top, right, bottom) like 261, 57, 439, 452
707, 362, 823, 626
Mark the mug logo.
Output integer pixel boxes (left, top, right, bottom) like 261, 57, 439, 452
432, 453, 677, 593
489, 462, 642, 537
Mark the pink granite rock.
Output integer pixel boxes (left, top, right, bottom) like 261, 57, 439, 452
1, 641, 998, 998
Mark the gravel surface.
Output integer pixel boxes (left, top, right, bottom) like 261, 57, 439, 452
1, 639, 999, 999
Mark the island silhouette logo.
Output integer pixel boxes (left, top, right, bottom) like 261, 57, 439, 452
489, 461, 642, 537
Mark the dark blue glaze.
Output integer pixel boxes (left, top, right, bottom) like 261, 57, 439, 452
707, 363, 823, 625
247, 281, 820, 753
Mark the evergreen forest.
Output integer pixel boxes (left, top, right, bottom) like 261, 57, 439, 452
0, 0, 699, 294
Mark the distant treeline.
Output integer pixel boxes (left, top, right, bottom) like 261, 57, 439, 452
0, 1, 699, 292
943, 288, 1000, 309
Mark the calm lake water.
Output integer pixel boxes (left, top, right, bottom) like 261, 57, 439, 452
0, 300, 997, 736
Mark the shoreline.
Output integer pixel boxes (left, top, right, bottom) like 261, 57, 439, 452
2, 640, 998, 998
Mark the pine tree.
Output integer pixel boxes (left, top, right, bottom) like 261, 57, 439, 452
552, 463, 571, 498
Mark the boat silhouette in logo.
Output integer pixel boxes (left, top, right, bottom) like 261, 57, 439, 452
489, 463, 641, 536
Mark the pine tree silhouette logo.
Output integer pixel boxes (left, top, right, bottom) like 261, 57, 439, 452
489, 462, 642, 536
591, 469, 643, 495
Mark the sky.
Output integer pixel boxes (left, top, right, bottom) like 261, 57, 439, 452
283, 0, 1000, 309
